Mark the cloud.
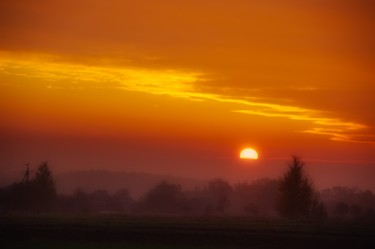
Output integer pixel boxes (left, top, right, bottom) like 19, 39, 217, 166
0, 52, 373, 144
0, 52, 201, 93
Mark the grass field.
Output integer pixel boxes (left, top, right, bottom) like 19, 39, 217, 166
1, 215, 374, 249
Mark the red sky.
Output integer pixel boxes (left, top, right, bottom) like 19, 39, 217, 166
1, 0, 374, 190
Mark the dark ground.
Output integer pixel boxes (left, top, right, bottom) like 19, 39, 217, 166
0, 215, 374, 249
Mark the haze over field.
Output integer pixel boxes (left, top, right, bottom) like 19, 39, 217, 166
1, 0, 374, 191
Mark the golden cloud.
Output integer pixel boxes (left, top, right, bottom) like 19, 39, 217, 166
0, 52, 371, 144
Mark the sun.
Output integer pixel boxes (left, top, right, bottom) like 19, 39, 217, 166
240, 148, 258, 160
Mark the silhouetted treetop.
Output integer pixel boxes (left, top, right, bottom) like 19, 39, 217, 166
34, 162, 56, 197
276, 156, 315, 219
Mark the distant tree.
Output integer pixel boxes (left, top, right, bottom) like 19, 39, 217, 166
244, 203, 260, 216
276, 156, 314, 219
89, 189, 112, 212
320, 187, 375, 218
112, 188, 134, 213
359, 190, 375, 208
207, 179, 233, 213
251, 179, 279, 216
349, 204, 362, 217
334, 201, 349, 217
231, 179, 279, 216
364, 208, 375, 221
137, 181, 187, 215
32, 162, 57, 210
70, 188, 90, 213
1, 181, 34, 212
0, 162, 57, 212
310, 198, 327, 221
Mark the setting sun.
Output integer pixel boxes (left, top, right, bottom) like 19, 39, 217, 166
240, 148, 259, 160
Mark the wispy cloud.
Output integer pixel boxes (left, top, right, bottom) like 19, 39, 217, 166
0, 53, 372, 144
289, 86, 319, 91
0, 53, 201, 93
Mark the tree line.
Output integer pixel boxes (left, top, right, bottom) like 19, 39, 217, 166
0, 162, 56, 213
1, 157, 375, 221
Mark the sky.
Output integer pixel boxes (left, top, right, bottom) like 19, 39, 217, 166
1, 0, 374, 190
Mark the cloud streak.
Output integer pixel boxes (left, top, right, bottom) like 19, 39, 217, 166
0, 53, 372, 144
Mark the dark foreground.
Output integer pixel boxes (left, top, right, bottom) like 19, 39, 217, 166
1, 215, 374, 249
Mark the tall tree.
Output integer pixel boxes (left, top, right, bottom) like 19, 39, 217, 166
276, 156, 314, 219
33, 162, 57, 210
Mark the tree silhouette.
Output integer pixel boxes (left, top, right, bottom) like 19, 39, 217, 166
207, 178, 232, 213
334, 201, 349, 217
0, 162, 57, 212
276, 156, 314, 219
137, 181, 187, 214
310, 197, 327, 221
32, 162, 57, 211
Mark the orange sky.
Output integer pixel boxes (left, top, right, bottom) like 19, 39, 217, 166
1, 0, 374, 189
